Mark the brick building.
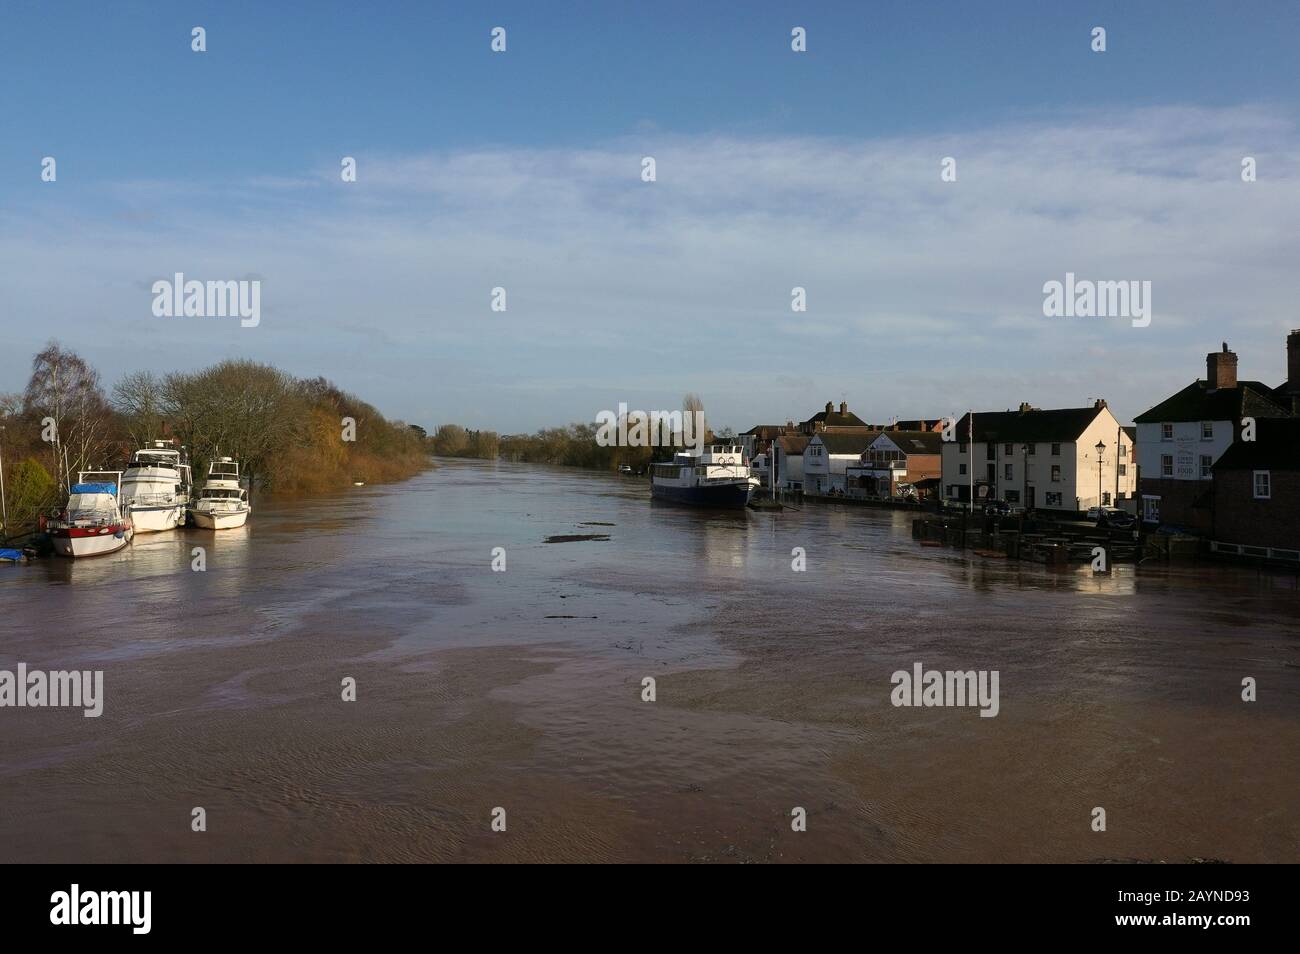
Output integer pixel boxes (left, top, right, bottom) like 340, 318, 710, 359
1134, 342, 1290, 531
1211, 417, 1300, 558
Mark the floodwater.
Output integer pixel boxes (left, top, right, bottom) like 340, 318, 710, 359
1, 458, 1297, 863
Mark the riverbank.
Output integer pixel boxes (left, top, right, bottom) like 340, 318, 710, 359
2, 459, 1295, 862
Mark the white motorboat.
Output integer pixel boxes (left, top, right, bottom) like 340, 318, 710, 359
46, 471, 135, 557
189, 457, 251, 529
119, 440, 191, 532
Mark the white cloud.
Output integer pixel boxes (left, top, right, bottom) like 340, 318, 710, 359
3, 105, 1298, 431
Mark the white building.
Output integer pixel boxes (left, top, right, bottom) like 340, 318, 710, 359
1133, 343, 1291, 529
763, 435, 809, 490
940, 401, 1136, 514
803, 430, 878, 495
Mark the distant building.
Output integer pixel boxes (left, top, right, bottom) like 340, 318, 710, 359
739, 422, 795, 462
886, 419, 945, 433
1134, 342, 1291, 530
1211, 417, 1300, 559
799, 401, 869, 435
764, 434, 810, 490
846, 431, 943, 498
941, 401, 1134, 513
803, 429, 879, 494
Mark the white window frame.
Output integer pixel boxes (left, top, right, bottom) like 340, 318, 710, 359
1161, 454, 1173, 477
1161, 424, 1173, 441
1201, 421, 1213, 441
1253, 470, 1271, 500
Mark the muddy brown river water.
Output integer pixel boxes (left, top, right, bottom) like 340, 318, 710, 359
1, 458, 1297, 862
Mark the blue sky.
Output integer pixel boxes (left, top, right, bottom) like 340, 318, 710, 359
3, 1, 1300, 431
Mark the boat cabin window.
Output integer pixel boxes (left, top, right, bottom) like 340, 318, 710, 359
202, 489, 242, 499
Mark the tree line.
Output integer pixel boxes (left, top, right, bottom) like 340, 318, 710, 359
429, 394, 731, 471
0, 342, 431, 540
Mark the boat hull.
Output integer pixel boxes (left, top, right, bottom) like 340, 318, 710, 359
49, 524, 133, 558
190, 508, 249, 530
126, 504, 186, 532
650, 481, 752, 509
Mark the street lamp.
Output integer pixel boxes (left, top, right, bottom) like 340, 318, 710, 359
1095, 439, 1106, 508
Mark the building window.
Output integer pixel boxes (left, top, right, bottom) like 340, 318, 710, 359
1050, 443, 1061, 456
1005, 490, 1020, 503
1050, 465, 1061, 482
1027, 443, 1036, 455
986, 443, 996, 460
1004, 463, 1013, 480
1143, 495, 1161, 523
1003, 443, 1013, 455
958, 442, 967, 453
1045, 492, 1062, 506
1199, 454, 1213, 479
810, 446, 823, 457
1102, 492, 1111, 505
1118, 463, 1127, 476
959, 463, 967, 476
1201, 422, 1213, 441
1254, 471, 1271, 499
1161, 454, 1173, 477
1161, 423, 1173, 441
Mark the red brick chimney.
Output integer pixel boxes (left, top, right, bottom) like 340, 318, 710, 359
1288, 329, 1300, 387
839, 401, 847, 414
825, 401, 833, 414
1206, 342, 1237, 390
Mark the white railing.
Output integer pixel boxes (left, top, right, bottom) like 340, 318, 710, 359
1210, 540, 1300, 562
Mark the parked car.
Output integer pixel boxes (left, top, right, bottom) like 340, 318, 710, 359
983, 499, 1013, 517
1095, 506, 1136, 529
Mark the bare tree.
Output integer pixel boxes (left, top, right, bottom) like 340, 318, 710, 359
682, 393, 708, 445
22, 342, 113, 490
111, 370, 166, 449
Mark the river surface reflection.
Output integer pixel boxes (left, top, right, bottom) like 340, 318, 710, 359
1, 459, 1296, 862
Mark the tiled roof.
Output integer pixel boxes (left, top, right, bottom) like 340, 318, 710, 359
1133, 380, 1289, 424
1214, 417, 1300, 470
811, 430, 880, 454
803, 409, 868, 428
873, 430, 943, 455
952, 407, 1103, 443
775, 435, 810, 453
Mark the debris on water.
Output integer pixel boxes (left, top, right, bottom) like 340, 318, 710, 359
544, 615, 598, 619
581, 521, 615, 526
544, 534, 610, 543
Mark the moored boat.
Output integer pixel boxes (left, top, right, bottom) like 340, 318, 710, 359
650, 444, 757, 509
189, 457, 251, 529
120, 440, 191, 532
47, 472, 134, 558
